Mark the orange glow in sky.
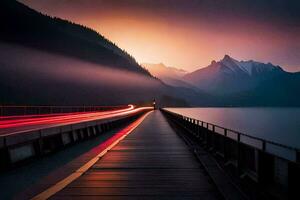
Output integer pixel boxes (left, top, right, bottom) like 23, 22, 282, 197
19, 0, 300, 72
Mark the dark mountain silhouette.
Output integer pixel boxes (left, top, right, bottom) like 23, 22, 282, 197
223, 72, 300, 106
1, 1, 297, 107
0, 0, 149, 75
0, 0, 192, 106
0, 0, 220, 107
184, 55, 285, 95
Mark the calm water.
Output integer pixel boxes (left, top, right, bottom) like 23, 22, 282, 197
166, 107, 300, 149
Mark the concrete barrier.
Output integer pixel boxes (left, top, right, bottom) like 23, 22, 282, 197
0, 110, 148, 170
9, 144, 36, 163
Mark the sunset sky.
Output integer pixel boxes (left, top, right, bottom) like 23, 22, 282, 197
19, 0, 300, 72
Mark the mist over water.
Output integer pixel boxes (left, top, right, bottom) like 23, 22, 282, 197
166, 107, 300, 149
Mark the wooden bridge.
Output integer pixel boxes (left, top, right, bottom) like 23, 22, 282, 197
0, 106, 298, 199
46, 111, 226, 200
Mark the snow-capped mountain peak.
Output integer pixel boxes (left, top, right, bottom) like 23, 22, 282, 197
183, 55, 287, 95
220, 55, 282, 76
220, 55, 244, 74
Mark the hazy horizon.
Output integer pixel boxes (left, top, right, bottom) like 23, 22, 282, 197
19, 0, 300, 72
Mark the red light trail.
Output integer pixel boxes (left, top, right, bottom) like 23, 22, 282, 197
0, 105, 152, 136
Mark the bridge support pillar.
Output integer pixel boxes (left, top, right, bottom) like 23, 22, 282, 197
92, 127, 97, 136
79, 129, 85, 140
86, 128, 91, 138
61, 132, 72, 146
72, 130, 78, 142
97, 125, 102, 134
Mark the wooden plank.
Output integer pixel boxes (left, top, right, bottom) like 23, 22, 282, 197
68, 180, 211, 188
52, 187, 214, 195
51, 194, 217, 200
50, 111, 221, 199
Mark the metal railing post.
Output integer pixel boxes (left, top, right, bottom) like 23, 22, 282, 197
223, 129, 228, 161
237, 133, 241, 175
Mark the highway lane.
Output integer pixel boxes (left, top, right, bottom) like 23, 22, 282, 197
0, 123, 133, 200
0, 105, 134, 127
0, 105, 152, 136
0, 106, 129, 121
0, 111, 101, 121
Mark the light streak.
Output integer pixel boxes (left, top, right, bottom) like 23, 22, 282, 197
0, 105, 152, 136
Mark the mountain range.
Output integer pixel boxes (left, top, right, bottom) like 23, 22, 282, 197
144, 55, 300, 106
1, 0, 299, 107
183, 55, 286, 95
141, 63, 196, 89
142, 63, 187, 80
0, 0, 190, 107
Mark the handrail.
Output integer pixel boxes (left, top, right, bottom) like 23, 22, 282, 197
162, 108, 300, 162
206, 122, 299, 152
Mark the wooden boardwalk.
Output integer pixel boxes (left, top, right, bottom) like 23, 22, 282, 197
50, 111, 221, 200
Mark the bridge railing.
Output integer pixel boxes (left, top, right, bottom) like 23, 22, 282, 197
161, 108, 299, 199
0, 105, 129, 117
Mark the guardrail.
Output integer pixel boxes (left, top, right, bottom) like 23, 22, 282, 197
0, 105, 129, 117
161, 108, 300, 199
0, 107, 152, 171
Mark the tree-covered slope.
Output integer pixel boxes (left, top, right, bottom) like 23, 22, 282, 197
0, 0, 150, 75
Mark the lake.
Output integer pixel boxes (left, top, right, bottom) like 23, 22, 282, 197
165, 107, 300, 149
